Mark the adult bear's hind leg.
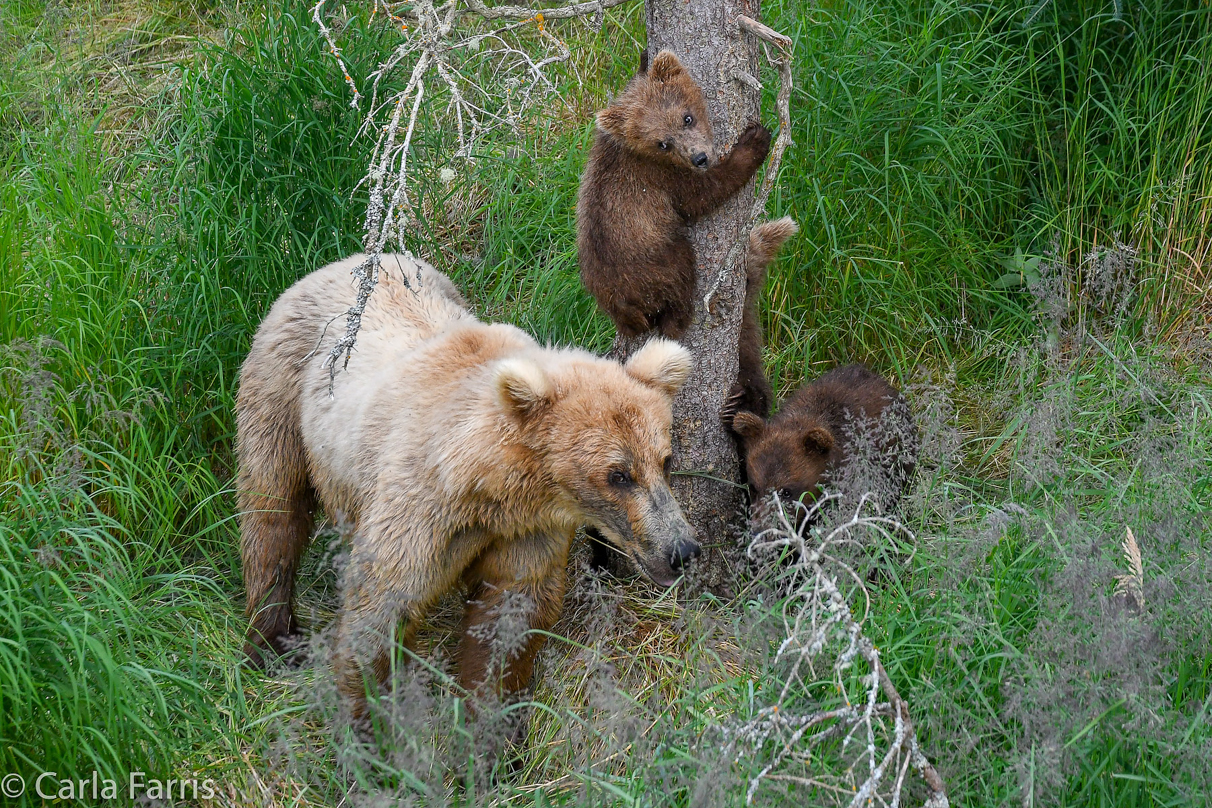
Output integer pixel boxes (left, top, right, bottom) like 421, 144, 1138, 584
237, 369, 314, 668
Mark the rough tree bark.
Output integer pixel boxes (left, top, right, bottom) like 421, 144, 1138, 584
639, 0, 764, 563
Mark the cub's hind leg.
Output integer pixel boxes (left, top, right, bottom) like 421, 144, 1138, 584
648, 237, 697, 339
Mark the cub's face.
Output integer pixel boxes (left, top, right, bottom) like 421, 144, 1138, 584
732, 412, 836, 526
596, 50, 715, 172
495, 339, 699, 586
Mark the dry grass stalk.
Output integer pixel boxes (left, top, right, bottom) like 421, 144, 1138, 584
1114, 526, 1145, 612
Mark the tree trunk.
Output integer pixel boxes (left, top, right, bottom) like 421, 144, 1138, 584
643, 0, 763, 570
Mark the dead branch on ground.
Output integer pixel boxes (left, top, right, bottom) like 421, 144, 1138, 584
718, 492, 950, 807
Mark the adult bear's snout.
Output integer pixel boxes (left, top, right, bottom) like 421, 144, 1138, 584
669, 538, 701, 571
691, 152, 709, 168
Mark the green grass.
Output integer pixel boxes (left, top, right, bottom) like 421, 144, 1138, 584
1, 0, 1210, 804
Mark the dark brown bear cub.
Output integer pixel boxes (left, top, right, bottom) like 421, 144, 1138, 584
731, 364, 917, 523
577, 49, 772, 339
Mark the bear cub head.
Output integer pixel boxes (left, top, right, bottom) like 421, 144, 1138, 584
732, 411, 837, 521
731, 365, 917, 528
495, 338, 699, 586
596, 50, 715, 171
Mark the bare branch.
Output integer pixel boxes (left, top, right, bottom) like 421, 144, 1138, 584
462, 0, 633, 21
313, 0, 363, 107
736, 14, 792, 51
715, 492, 950, 807
314, 0, 638, 381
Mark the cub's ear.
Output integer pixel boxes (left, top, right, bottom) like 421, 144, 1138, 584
495, 358, 553, 422
624, 338, 693, 397
731, 411, 766, 441
803, 426, 835, 455
596, 104, 630, 137
648, 50, 686, 83
639, 49, 649, 74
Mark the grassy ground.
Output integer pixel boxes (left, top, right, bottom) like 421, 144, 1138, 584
1, 0, 1210, 805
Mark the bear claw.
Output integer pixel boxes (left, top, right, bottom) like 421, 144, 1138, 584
720, 384, 747, 429
737, 122, 772, 157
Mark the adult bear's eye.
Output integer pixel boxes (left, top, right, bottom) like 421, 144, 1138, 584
608, 469, 633, 487
683, 114, 694, 127
657, 140, 670, 151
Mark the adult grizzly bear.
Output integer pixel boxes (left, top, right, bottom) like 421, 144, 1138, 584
237, 254, 698, 720
577, 49, 772, 338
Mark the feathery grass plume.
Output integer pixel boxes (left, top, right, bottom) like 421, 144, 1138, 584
1113, 526, 1144, 612
1082, 240, 1138, 322
2, 337, 68, 465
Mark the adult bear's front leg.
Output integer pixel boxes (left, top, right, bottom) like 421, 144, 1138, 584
332, 540, 433, 722
457, 532, 572, 742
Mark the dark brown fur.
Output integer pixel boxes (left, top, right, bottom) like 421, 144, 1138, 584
577, 50, 772, 339
722, 217, 798, 423
732, 364, 917, 517
590, 217, 796, 575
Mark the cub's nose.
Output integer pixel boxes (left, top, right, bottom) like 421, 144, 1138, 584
691, 152, 709, 168
669, 538, 702, 571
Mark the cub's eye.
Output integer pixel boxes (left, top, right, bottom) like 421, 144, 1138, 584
657, 140, 670, 151
778, 488, 794, 501
662, 456, 673, 478
608, 469, 633, 487
683, 114, 694, 127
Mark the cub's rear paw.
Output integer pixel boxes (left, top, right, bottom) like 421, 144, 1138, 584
611, 305, 654, 340
242, 641, 271, 671
653, 303, 691, 341
243, 632, 308, 670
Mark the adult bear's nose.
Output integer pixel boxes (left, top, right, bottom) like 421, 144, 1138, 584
669, 538, 702, 571
692, 152, 709, 168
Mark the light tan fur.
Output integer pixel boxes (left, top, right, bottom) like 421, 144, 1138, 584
236, 254, 695, 720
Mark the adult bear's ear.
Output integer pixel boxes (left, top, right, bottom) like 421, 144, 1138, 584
647, 50, 685, 83
803, 426, 835, 456
625, 338, 692, 397
495, 358, 553, 422
731, 412, 766, 441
